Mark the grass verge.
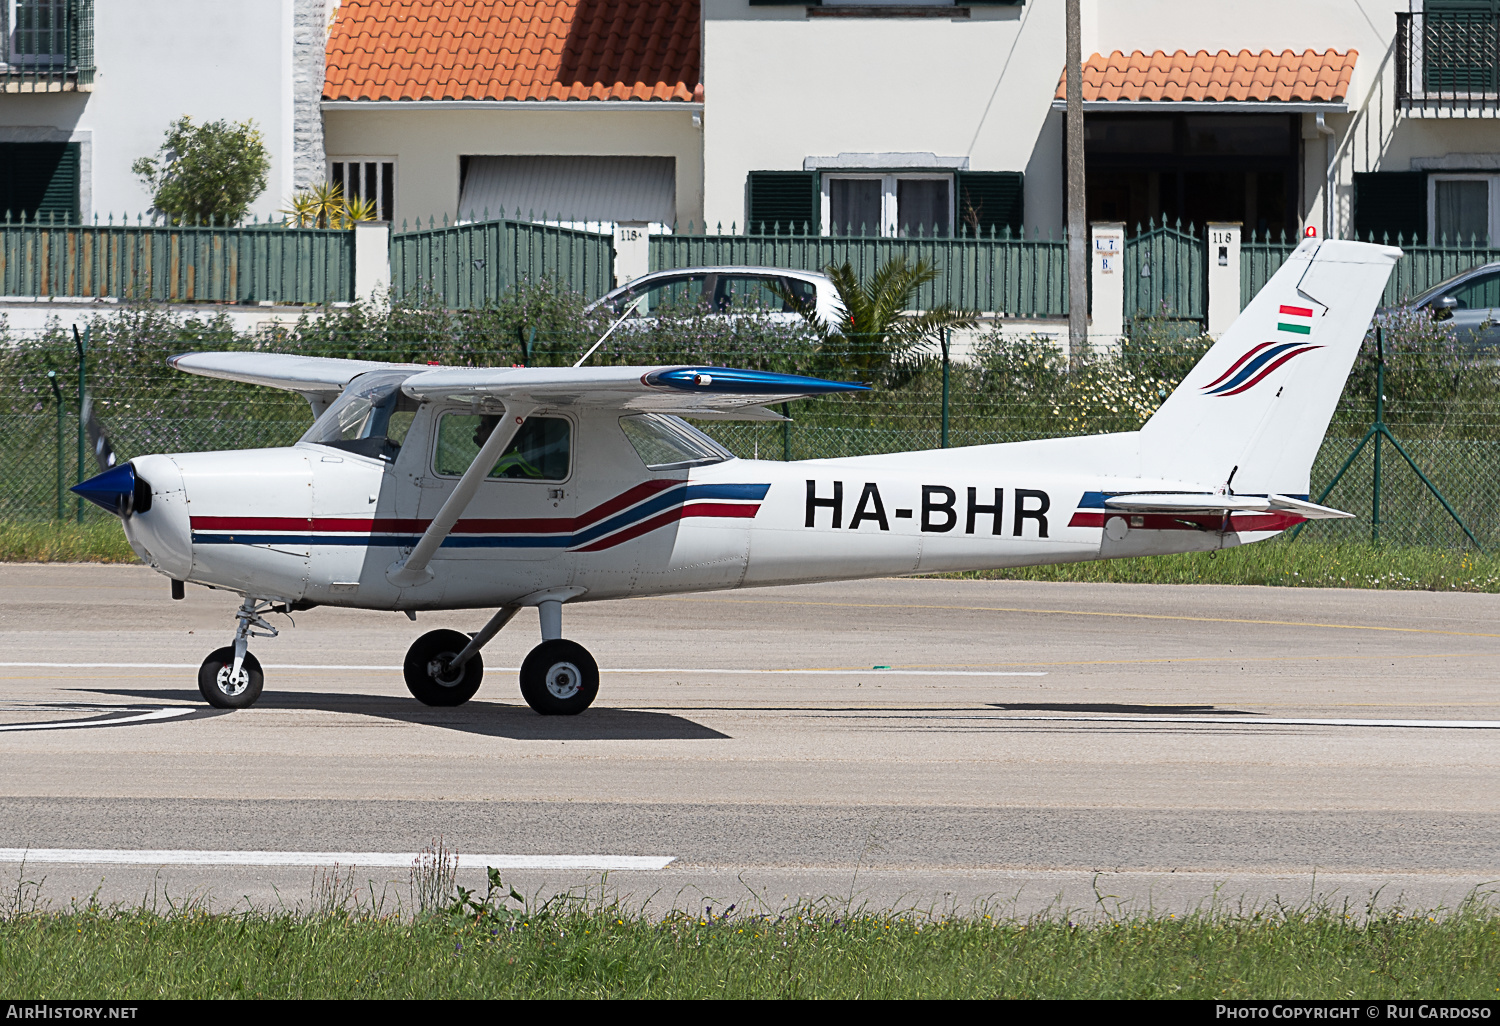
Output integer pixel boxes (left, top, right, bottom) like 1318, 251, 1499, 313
0, 520, 137, 563
937, 538, 1500, 592
2, 897, 1498, 999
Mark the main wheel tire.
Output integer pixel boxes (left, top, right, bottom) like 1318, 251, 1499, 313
404, 629, 484, 706
198, 647, 264, 709
519, 639, 599, 716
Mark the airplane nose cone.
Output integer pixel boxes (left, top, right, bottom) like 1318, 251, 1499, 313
71, 463, 150, 516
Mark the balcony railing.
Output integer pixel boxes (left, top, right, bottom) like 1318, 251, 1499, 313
0, 0, 93, 92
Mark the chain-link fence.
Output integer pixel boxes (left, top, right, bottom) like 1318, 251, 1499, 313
4, 300, 1497, 550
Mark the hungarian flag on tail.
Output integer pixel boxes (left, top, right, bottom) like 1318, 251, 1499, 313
1278, 304, 1314, 334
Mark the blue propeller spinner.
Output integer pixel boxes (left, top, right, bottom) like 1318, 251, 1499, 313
72, 462, 149, 517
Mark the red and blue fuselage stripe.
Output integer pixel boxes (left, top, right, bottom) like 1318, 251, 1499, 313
190, 482, 771, 551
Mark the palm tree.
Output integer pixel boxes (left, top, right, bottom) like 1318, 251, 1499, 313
776, 257, 977, 384
279, 182, 376, 229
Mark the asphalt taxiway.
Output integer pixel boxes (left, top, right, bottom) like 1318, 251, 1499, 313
2, 563, 1498, 917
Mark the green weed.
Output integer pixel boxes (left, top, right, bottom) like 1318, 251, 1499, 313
2, 894, 1498, 999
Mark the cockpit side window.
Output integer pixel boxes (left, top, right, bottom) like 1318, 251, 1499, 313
619, 414, 733, 471
299, 373, 418, 462
434, 414, 571, 481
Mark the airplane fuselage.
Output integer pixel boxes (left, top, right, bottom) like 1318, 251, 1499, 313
121, 406, 1297, 612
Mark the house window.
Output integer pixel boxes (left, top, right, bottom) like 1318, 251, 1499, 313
821, 173, 951, 237
329, 159, 395, 222
1429, 174, 1500, 244
5, 0, 67, 66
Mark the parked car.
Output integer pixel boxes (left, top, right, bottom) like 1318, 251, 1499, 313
1399, 261, 1500, 349
585, 266, 843, 327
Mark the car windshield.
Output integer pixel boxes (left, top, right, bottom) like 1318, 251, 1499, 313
611, 275, 707, 316
299, 372, 418, 462
1410, 266, 1500, 308
619, 414, 733, 470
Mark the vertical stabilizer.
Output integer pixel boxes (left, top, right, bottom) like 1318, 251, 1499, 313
1137, 238, 1400, 496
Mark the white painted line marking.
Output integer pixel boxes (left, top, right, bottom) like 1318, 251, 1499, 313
1000, 714, 1500, 730
0, 708, 196, 732
0, 662, 1045, 677
0, 849, 675, 871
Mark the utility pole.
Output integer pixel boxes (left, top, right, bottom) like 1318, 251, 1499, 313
1065, 0, 1087, 369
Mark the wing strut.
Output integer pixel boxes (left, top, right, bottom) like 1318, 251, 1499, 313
387, 401, 536, 587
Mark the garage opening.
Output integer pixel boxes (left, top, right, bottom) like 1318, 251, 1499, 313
457, 155, 675, 229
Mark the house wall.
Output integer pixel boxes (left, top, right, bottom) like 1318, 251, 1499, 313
322, 106, 704, 226
702, 0, 1442, 238
701, 1, 1066, 232
0, 0, 301, 221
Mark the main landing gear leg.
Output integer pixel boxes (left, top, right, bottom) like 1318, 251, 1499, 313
403, 605, 519, 707
198, 597, 277, 709
518, 599, 599, 716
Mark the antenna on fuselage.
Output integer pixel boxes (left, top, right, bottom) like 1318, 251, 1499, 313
572, 295, 645, 369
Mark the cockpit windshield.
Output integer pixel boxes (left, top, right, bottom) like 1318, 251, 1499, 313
299, 371, 419, 461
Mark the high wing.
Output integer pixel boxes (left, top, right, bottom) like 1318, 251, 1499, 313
398, 364, 867, 416
167, 352, 424, 415
168, 352, 868, 419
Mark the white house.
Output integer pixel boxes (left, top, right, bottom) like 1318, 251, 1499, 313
2, 0, 1499, 248
0, 0, 331, 223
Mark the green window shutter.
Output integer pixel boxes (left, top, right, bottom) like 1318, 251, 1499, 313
1353, 171, 1426, 244
0, 142, 79, 223
954, 171, 1023, 236
746, 171, 817, 233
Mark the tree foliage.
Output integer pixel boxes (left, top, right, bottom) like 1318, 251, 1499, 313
776, 258, 978, 385
131, 116, 270, 225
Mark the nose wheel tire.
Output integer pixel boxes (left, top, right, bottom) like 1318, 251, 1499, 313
404, 629, 484, 706
198, 647, 264, 709
519, 639, 599, 716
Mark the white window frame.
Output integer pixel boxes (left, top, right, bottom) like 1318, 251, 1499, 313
328, 157, 397, 223
1428, 173, 1500, 245
820, 172, 954, 237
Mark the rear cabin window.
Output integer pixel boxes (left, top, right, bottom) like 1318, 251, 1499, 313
619, 414, 733, 471
435, 414, 570, 481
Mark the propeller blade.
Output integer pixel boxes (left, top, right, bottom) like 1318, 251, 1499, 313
80, 396, 117, 475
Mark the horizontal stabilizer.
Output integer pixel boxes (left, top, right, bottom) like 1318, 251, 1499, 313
1104, 493, 1353, 519
1266, 494, 1355, 520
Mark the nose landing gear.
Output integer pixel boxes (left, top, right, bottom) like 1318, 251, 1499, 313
198, 598, 279, 709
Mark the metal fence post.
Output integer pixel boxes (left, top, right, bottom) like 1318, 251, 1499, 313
941, 327, 950, 448
74, 325, 86, 523
1372, 329, 1384, 543
48, 371, 63, 520
781, 402, 791, 461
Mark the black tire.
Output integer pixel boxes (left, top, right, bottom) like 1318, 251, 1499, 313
519, 639, 599, 715
404, 629, 484, 706
198, 647, 264, 709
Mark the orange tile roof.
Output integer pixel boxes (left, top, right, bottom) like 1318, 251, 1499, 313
1055, 49, 1357, 104
324, 1, 701, 103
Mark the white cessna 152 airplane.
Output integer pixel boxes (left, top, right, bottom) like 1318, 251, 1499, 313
72, 236, 1399, 715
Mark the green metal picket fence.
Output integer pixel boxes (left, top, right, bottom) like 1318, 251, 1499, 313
0, 214, 355, 303
650, 225, 1070, 318
1241, 230, 1302, 308
1241, 230, 1500, 308
1122, 219, 1205, 327
389, 214, 616, 307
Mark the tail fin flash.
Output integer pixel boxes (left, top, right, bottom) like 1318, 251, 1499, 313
1138, 238, 1400, 496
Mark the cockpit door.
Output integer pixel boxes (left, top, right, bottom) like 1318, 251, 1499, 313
416, 408, 577, 563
